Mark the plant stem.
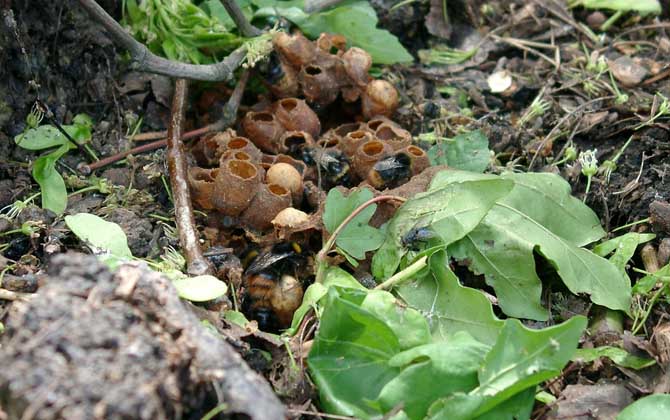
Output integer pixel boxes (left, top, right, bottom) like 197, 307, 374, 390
76, 0, 246, 81
166, 79, 212, 276
583, 175, 592, 203
611, 217, 651, 232
374, 256, 428, 290
220, 0, 262, 37
315, 195, 406, 283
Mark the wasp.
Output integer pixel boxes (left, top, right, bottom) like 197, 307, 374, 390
242, 242, 306, 332
368, 152, 412, 189
401, 226, 436, 250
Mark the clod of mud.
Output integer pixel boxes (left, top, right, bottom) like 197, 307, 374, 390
548, 384, 633, 420
0, 253, 284, 420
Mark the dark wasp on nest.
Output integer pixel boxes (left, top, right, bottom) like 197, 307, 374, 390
241, 242, 307, 332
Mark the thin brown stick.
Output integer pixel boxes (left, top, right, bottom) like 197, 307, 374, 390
80, 70, 250, 173
167, 79, 212, 276
76, 0, 246, 81
220, 0, 262, 37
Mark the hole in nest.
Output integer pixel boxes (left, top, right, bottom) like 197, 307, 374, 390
284, 134, 307, 148
280, 98, 298, 111
193, 169, 215, 182
375, 125, 399, 141
335, 123, 360, 137
367, 119, 385, 131
229, 137, 249, 149
407, 146, 424, 157
252, 112, 274, 122
305, 65, 322, 76
234, 151, 251, 160
329, 46, 339, 55
363, 141, 384, 156
268, 184, 289, 195
228, 160, 257, 179
348, 130, 367, 139
319, 138, 339, 148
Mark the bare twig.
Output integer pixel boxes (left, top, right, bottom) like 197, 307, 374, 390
220, 0, 262, 37
80, 70, 250, 173
167, 79, 213, 276
76, 0, 246, 81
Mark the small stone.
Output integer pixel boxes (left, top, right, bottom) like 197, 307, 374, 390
586, 11, 606, 29
650, 200, 670, 234
609, 56, 648, 87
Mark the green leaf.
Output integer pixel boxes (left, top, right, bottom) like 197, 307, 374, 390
428, 316, 587, 419
573, 346, 656, 369
308, 286, 430, 418
398, 251, 504, 346
449, 172, 630, 320
427, 130, 491, 173
633, 263, 670, 295
377, 332, 490, 420
575, 0, 661, 14
617, 394, 670, 420
65, 213, 133, 269
593, 232, 655, 274
33, 145, 69, 214
299, 1, 412, 64
224, 310, 251, 327
323, 188, 384, 260
173, 275, 228, 302
372, 170, 513, 280
257, 1, 412, 64
15, 121, 91, 151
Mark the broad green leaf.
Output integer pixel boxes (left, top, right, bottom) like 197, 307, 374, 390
173, 275, 228, 302
428, 316, 586, 419
573, 346, 656, 369
15, 122, 90, 151
377, 332, 489, 420
308, 287, 430, 418
372, 170, 513, 279
323, 188, 384, 260
65, 213, 133, 269
475, 316, 586, 415
617, 394, 670, 420
286, 266, 365, 335
593, 232, 655, 274
427, 130, 491, 173
33, 145, 69, 214
574, 0, 661, 14
398, 251, 504, 345
449, 172, 630, 319
472, 387, 535, 420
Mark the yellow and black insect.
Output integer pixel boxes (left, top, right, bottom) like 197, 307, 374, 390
242, 242, 306, 332
368, 152, 412, 189
301, 146, 353, 188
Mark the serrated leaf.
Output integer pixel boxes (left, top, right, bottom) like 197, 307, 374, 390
308, 286, 430, 419
33, 145, 69, 215
573, 346, 656, 369
449, 172, 630, 320
323, 188, 384, 260
398, 251, 504, 345
427, 130, 491, 173
173, 275, 228, 302
617, 394, 670, 420
372, 170, 513, 280
65, 213, 133, 269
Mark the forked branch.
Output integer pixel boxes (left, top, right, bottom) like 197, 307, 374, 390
76, 0, 254, 81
